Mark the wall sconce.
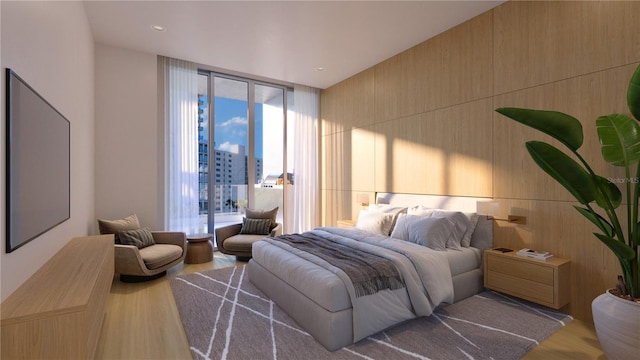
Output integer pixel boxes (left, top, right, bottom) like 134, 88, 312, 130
357, 193, 370, 207
476, 200, 527, 225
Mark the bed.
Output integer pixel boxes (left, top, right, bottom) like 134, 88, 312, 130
247, 193, 493, 351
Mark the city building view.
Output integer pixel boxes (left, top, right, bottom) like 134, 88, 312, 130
197, 78, 291, 232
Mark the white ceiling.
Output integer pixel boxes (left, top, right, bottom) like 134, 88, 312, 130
84, 0, 504, 89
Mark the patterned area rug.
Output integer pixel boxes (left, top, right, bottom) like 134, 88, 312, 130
170, 265, 572, 360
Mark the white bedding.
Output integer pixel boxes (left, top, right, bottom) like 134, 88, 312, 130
255, 226, 454, 342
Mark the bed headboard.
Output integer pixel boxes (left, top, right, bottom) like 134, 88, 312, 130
375, 193, 494, 250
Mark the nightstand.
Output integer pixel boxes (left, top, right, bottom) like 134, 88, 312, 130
484, 249, 571, 309
336, 219, 356, 229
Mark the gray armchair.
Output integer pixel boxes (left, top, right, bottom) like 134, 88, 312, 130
114, 231, 186, 282
216, 223, 282, 261
98, 214, 186, 282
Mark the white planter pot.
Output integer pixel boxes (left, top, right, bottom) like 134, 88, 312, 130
592, 289, 640, 360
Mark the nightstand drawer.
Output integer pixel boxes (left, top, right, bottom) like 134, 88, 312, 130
487, 256, 554, 285
486, 271, 554, 304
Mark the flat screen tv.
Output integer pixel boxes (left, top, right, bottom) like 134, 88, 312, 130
5, 68, 70, 253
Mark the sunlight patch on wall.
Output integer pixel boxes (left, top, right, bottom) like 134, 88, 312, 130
350, 127, 376, 192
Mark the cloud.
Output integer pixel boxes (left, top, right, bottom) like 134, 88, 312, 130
218, 141, 234, 151
219, 116, 247, 127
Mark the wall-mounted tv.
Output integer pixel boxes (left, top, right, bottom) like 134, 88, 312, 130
6, 68, 70, 253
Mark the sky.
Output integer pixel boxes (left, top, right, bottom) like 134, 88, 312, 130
202, 96, 264, 159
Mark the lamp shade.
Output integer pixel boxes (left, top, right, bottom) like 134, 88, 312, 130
477, 200, 499, 216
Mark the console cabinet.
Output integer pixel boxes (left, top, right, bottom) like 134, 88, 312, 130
1, 235, 114, 359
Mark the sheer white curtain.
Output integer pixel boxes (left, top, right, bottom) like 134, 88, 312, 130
291, 84, 320, 233
164, 58, 200, 233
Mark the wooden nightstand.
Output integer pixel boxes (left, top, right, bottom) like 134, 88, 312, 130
336, 219, 356, 229
484, 249, 571, 309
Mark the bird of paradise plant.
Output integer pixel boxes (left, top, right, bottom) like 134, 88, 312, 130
495, 64, 640, 299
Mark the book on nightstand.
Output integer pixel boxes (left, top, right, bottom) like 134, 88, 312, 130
517, 248, 554, 260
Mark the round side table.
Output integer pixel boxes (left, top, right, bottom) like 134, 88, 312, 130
184, 233, 213, 264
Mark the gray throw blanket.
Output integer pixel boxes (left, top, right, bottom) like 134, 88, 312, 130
271, 233, 405, 297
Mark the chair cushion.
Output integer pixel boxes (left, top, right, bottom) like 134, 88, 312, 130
97, 214, 140, 244
138, 244, 183, 270
240, 217, 272, 235
245, 207, 279, 229
118, 227, 155, 249
223, 234, 266, 252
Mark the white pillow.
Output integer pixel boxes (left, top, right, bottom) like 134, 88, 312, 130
355, 209, 396, 235
428, 210, 470, 249
391, 214, 452, 251
405, 208, 472, 249
461, 213, 480, 247
390, 213, 413, 241
407, 205, 433, 215
368, 204, 406, 214
366, 204, 407, 233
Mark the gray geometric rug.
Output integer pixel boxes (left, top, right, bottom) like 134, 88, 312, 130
170, 265, 572, 360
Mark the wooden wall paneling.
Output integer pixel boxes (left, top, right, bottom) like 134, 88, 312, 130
373, 100, 493, 196
491, 198, 534, 250
321, 189, 355, 227
422, 10, 494, 110
494, 1, 640, 95
493, 64, 636, 200
342, 68, 376, 130
322, 131, 351, 192
321, 127, 375, 216
321, 68, 376, 136
373, 114, 444, 194
374, 44, 428, 122
429, 99, 493, 197
350, 126, 376, 192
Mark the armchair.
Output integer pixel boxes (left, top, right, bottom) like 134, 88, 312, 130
216, 222, 282, 261
98, 214, 186, 282
114, 231, 186, 282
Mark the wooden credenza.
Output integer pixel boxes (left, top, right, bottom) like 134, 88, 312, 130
1, 235, 114, 359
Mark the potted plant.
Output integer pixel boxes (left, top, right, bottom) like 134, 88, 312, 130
495, 64, 640, 360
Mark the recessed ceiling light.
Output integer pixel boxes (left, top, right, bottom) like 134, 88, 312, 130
151, 25, 166, 32
316, 67, 325, 72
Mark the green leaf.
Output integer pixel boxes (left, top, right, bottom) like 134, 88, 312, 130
574, 206, 615, 237
596, 114, 640, 167
525, 141, 597, 204
628, 64, 640, 121
593, 175, 622, 209
496, 107, 584, 151
593, 233, 636, 260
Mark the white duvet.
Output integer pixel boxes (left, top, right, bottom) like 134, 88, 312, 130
260, 226, 454, 342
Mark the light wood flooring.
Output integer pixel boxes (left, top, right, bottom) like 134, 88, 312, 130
95, 252, 606, 359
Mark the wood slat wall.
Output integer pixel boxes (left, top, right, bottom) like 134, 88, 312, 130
320, 0, 640, 322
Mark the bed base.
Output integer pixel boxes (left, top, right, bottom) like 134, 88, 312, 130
248, 259, 484, 351
248, 260, 353, 351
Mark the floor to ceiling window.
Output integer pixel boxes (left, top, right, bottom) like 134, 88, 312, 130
197, 71, 291, 235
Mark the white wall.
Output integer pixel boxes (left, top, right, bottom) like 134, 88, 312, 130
1, 1, 95, 301
94, 45, 160, 229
